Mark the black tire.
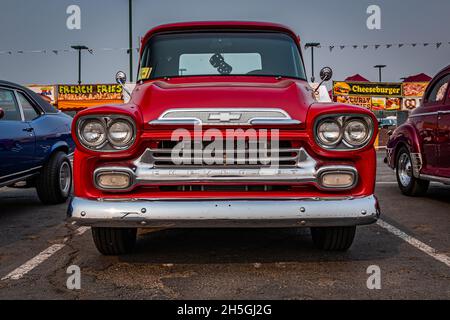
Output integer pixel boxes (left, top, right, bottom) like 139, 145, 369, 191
91, 227, 137, 255
36, 151, 72, 205
395, 147, 429, 196
311, 226, 356, 251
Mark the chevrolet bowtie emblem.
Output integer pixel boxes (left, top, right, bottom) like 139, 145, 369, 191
208, 112, 242, 122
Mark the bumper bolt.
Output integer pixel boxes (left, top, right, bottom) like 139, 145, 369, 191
80, 211, 86, 217
361, 210, 367, 215
141, 208, 147, 213
141, 221, 147, 226
300, 220, 306, 226
300, 207, 306, 213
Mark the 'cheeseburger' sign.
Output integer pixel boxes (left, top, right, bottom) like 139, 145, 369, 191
333, 81, 403, 97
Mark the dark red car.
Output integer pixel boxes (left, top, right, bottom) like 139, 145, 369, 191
387, 65, 450, 195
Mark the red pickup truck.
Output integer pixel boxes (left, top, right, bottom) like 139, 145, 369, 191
67, 21, 380, 255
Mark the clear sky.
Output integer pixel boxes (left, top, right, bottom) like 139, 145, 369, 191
0, 0, 449, 85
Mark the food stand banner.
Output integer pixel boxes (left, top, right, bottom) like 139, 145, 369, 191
27, 85, 56, 104
57, 84, 124, 110
333, 81, 429, 111
333, 81, 403, 97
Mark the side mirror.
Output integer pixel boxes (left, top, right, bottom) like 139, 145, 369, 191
319, 67, 333, 82
0, 107, 4, 120
115, 71, 131, 97
315, 67, 333, 94
115, 71, 127, 85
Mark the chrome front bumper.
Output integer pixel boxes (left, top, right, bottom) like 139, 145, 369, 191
67, 195, 380, 228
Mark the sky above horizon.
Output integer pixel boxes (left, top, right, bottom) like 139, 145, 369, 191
0, 0, 449, 86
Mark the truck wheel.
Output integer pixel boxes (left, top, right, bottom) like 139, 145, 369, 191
396, 147, 429, 196
310, 226, 356, 251
36, 151, 72, 204
91, 227, 137, 255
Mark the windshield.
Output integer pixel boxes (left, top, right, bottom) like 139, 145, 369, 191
139, 32, 306, 80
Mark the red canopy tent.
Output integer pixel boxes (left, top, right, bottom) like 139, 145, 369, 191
345, 74, 369, 82
402, 73, 432, 82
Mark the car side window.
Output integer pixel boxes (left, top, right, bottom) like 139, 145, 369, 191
427, 74, 450, 104
17, 92, 40, 121
0, 88, 21, 121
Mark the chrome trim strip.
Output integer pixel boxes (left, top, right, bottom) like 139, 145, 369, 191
409, 111, 439, 118
67, 195, 379, 228
0, 173, 39, 188
248, 119, 301, 125
419, 174, 450, 184
149, 108, 300, 126
0, 166, 42, 180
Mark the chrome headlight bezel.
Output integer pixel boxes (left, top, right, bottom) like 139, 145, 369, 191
314, 114, 374, 151
76, 115, 136, 152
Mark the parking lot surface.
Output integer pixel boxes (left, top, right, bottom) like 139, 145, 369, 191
0, 152, 449, 299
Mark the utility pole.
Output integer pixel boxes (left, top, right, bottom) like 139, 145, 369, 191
374, 65, 387, 82
71, 45, 89, 85
305, 42, 320, 83
128, 0, 133, 82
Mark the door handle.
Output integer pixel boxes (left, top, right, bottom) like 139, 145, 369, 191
22, 127, 34, 132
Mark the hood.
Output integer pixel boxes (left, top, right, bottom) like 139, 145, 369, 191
131, 76, 315, 126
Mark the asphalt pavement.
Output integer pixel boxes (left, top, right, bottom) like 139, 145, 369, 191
0, 152, 449, 299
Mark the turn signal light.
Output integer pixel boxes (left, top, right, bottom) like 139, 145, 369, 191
320, 172, 355, 189
96, 172, 132, 190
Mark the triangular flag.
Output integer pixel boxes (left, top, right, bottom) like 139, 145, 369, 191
386, 44, 392, 49
52, 50, 58, 55
375, 45, 380, 49
353, 45, 358, 49
340, 45, 345, 50
436, 42, 442, 49
412, 43, 417, 47
329, 46, 334, 52
363, 45, 368, 49
398, 44, 404, 48
423, 43, 429, 47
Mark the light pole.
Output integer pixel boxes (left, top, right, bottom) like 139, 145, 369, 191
128, 0, 133, 82
305, 42, 320, 83
71, 45, 89, 85
374, 65, 387, 82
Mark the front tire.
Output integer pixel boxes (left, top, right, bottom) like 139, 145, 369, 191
36, 151, 72, 204
91, 227, 137, 255
310, 226, 356, 251
395, 147, 429, 196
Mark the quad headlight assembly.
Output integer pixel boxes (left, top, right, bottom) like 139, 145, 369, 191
76, 115, 136, 151
314, 114, 374, 150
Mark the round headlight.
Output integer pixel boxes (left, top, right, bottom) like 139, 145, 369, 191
108, 120, 133, 147
80, 120, 107, 148
317, 120, 342, 146
344, 119, 370, 146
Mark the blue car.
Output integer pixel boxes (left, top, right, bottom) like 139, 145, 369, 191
0, 80, 75, 204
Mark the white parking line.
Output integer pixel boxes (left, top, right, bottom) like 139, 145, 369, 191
377, 219, 450, 268
1, 226, 90, 281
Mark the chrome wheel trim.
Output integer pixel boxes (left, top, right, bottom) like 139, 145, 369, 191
398, 153, 412, 187
59, 161, 71, 195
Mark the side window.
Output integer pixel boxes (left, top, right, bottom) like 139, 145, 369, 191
0, 88, 21, 121
427, 74, 450, 103
17, 92, 40, 121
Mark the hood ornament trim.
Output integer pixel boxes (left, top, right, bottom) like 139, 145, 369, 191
149, 108, 300, 126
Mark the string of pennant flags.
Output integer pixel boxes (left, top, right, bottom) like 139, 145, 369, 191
1, 41, 449, 55
0, 47, 141, 55
306, 41, 450, 52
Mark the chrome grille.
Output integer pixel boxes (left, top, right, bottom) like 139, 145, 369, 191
137, 140, 302, 167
